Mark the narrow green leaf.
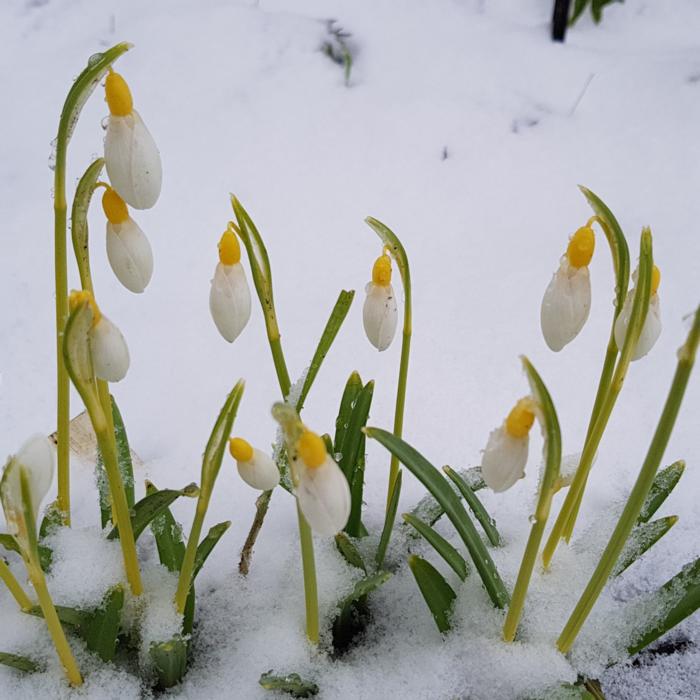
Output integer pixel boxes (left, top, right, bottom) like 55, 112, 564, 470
0, 651, 41, 673
296, 290, 355, 412
107, 485, 197, 541
147, 481, 186, 572
80, 585, 124, 662
628, 556, 700, 655
150, 635, 188, 689
443, 466, 501, 546
334, 372, 363, 456
403, 513, 468, 581
28, 604, 87, 628
614, 516, 678, 576
638, 460, 685, 524
408, 555, 456, 633
367, 428, 509, 608
70, 158, 104, 290
259, 670, 319, 697
321, 433, 333, 454
192, 521, 231, 582
39, 502, 64, 540
0, 533, 49, 569
335, 532, 367, 573
569, 0, 590, 26
375, 470, 402, 568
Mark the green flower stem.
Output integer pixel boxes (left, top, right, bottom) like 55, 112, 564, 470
558, 305, 700, 654
175, 496, 208, 613
543, 229, 652, 569
269, 335, 292, 397
0, 559, 33, 611
296, 504, 319, 643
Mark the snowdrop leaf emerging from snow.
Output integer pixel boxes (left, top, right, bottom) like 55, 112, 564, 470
637, 460, 685, 524
334, 532, 367, 573
192, 521, 231, 581
403, 513, 469, 581
408, 555, 456, 633
613, 516, 678, 577
0, 652, 42, 674
259, 671, 319, 697
375, 469, 401, 568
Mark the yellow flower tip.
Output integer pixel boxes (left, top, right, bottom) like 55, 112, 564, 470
371, 254, 392, 286
566, 226, 595, 268
68, 289, 101, 324
229, 437, 254, 463
505, 398, 535, 439
651, 264, 661, 295
105, 70, 133, 117
297, 430, 327, 469
218, 230, 241, 266
102, 187, 129, 225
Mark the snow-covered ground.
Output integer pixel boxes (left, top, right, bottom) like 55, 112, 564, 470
1, 0, 700, 698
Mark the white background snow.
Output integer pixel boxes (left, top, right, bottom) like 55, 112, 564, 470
1, 0, 699, 698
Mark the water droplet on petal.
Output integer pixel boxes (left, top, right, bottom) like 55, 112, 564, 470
87, 52, 104, 67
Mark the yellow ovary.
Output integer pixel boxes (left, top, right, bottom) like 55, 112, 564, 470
102, 187, 129, 224
218, 230, 241, 266
297, 430, 327, 468
372, 254, 392, 286
566, 226, 595, 268
69, 289, 102, 325
505, 398, 535, 439
105, 70, 133, 117
651, 265, 661, 295
229, 437, 254, 463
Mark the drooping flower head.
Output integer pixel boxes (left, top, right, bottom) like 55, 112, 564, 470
209, 228, 252, 343
614, 264, 662, 361
104, 70, 162, 210
363, 251, 398, 351
541, 224, 595, 351
102, 186, 153, 293
69, 290, 130, 382
294, 429, 351, 535
481, 398, 536, 492
229, 437, 279, 491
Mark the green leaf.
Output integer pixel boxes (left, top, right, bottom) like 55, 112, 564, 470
259, 670, 319, 697
296, 290, 355, 412
402, 513, 468, 581
0, 534, 52, 572
375, 470, 401, 568
146, 481, 186, 572
408, 555, 456, 633
0, 651, 41, 673
614, 516, 678, 576
62, 300, 97, 401
569, 0, 590, 27
638, 460, 685, 524
443, 466, 501, 546
39, 502, 64, 540
192, 521, 231, 582
334, 372, 363, 456
335, 532, 367, 573
107, 485, 197, 541
70, 158, 104, 290
28, 603, 87, 628
366, 428, 509, 608
150, 635, 188, 689
628, 556, 700, 655
331, 571, 392, 654
80, 585, 124, 662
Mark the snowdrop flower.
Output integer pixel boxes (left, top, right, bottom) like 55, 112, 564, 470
363, 252, 398, 351
1, 435, 55, 541
481, 398, 536, 492
102, 186, 153, 293
229, 437, 279, 491
104, 70, 162, 210
294, 429, 350, 535
69, 290, 130, 382
541, 225, 595, 351
209, 229, 252, 343
614, 265, 662, 361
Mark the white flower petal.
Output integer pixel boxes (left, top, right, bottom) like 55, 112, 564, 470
1, 435, 55, 534
237, 449, 280, 491
614, 292, 662, 361
90, 317, 130, 382
105, 110, 162, 210
540, 259, 591, 352
363, 282, 398, 351
106, 218, 153, 293
296, 456, 351, 535
209, 262, 252, 343
481, 426, 528, 492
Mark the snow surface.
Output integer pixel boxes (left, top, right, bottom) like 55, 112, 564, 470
1, 0, 700, 698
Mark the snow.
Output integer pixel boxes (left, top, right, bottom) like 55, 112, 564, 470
2, 0, 700, 698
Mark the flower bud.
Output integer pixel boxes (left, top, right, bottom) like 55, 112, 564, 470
90, 316, 130, 382
614, 267, 662, 361
229, 438, 279, 491
363, 283, 398, 352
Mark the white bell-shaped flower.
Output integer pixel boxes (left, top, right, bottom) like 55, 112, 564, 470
481, 398, 535, 492
102, 187, 153, 293
541, 226, 595, 352
90, 316, 130, 382
1, 435, 55, 538
294, 430, 350, 535
209, 230, 251, 343
363, 253, 398, 351
103, 70, 162, 210
614, 265, 662, 361
229, 438, 279, 491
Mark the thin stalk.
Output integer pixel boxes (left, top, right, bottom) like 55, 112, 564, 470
388, 326, 411, 507
558, 306, 700, 653
296, 504, 319, 643
269, 335, 292, 397
0, 558, 33, 611
175, 497, 208, 613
